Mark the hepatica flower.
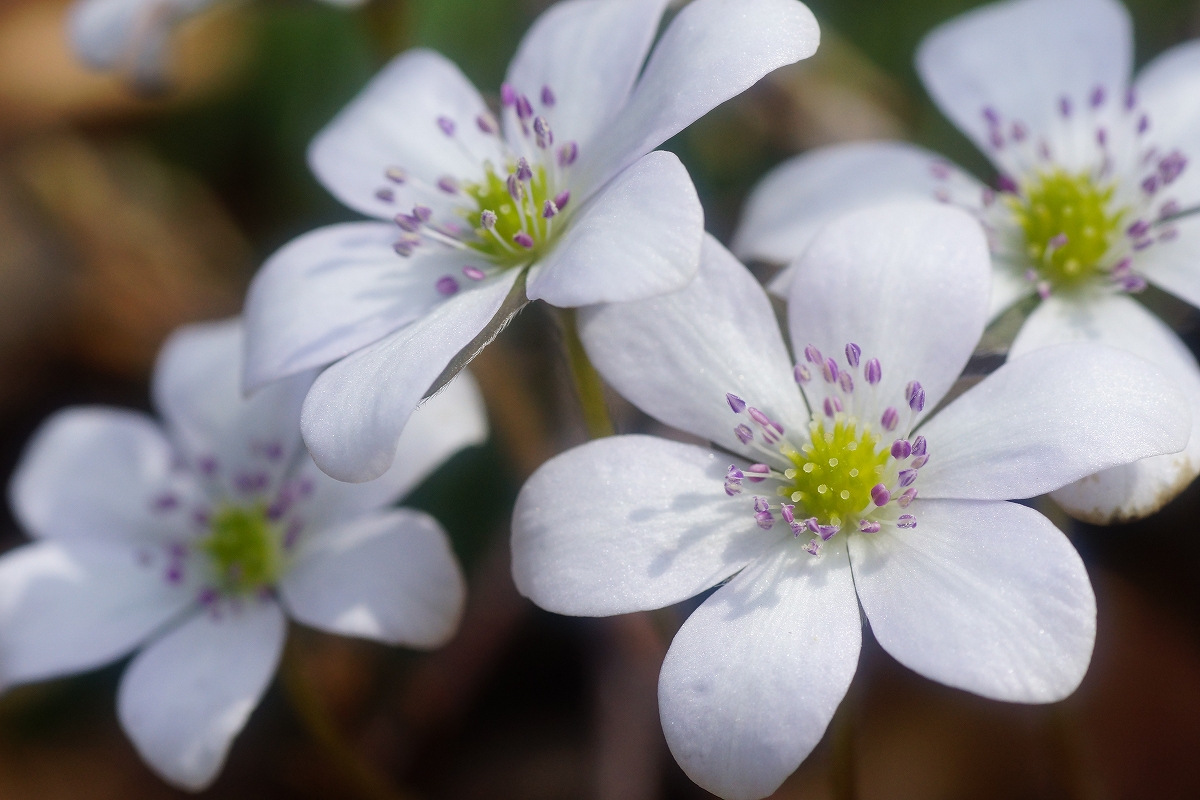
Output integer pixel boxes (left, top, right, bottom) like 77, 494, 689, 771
511, 202, 1190, 800
243, 0, 819, 483
735, 0, 1200, 522
0, 319, 484, 790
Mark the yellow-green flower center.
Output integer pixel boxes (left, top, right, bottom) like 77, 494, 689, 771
778, 418, 890, 529
462, 162, 559, 268
200, 505, 280, 595
1008, 169, 1125, 288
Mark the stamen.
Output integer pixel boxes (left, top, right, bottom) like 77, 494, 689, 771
516, 94, 534, 120
804, 345, 822, 364
822, 357, 839, 383
746, 464, 769, 482
513, 232, 535, 249
533, 116, 554, 149
501, 83, 517, 107
891, 439, 911, 459
871, 484, 890, 506
864, 358, 881, 385
437, 116, 456, 136
794, 364, 812, 384
845, 343, 861, 368
554, 190, 571, 210
463, 266, 487, 281
436, 276, 460, 295
541, 85, 556, 106
897, 514, 917, 529
905, 381, 926, 412
735, 424, 753, 444
911, 435, 927, 457
881, 407, 899, 431
558, 143, 578, 167
476, 113, 499, 134
385, 167, 407, 184
859, 520, 881, 533
727, 393, 746, 413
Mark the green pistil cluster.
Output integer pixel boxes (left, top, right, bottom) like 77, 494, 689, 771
1008, 169, 1124, 288
463, 162, 556, 268
778, 418, 889, 528
200, 505, 280, 595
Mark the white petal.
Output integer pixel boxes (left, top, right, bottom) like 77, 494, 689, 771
293, 371, 487, 531
308, 49, 504, 220
578, 234, 803, 456
525, 151, 703, 307
989, 262, 1038, 321
732, 140, 952, 277
1139, 216, 1200, 310
511, 435, 778, 617
10, 407, 197, 544
918, 342, 1191, 499
117, 600, 285, 791
154, 319, 313, 498
1009, 294, 1200, 522
0, 541, 193, 689
1133, 38, 1200, 206
658, 539, 860, 800
243, 222, 462, 392
301, 269, 520, 483
575, 0, 820, 193
916, 0, 1132, 161
786, 200, 991, 422
281, 509, 464, 648
850, 498, 1095, 703
504, 0, 672, 150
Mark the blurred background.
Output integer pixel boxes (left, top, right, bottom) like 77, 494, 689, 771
0, 0, 1197, 797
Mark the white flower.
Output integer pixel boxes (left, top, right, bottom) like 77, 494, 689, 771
242, 0, 820, 483
68, 0, 362, 87
734, 0, 1200, 523
510, 202, 1190, 800
0, 318, 484, 790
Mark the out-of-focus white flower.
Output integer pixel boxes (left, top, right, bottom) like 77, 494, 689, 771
0, 318, 484, 790
242, 0, 820, 484
511, 202, 1190, 800
735, 0, 1200, 522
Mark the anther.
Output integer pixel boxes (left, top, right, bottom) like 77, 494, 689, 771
516, 158, 533, 181
746, 464, 770, 483
897, 514, 917, 529
871, 484, 890, 506
726, 393, 746, 413
436, 276, 460, 295
558, 143, 578, 167
437, 116, 456, 136
859, 520, 881, 533
756, 510, 775, 530
804, 345, 822, 364
463, 266, 487, 281
476, 113, 499, 134
507, 175, 522, 201
554, 190, 571, 210
753, 496, 769, 513
413, 206, 432, 222
781, 504, 795, 524
881, 407, 899, 431
516, 95, 534, 120
897, 488, 917, 508
839, 372, 854, 393
910, 455, 929, 469
822, 358, 840, 383
481, 210, 498, 230
437, 177, 459, 194
911, 435, 927, 457
891, 439, 911, 459
501, 83, 518, 107
533, 116, 554, 149
543, 200, 559, 218
803, 539, 822, 556
376, 188, 395, 203
541, 85, 556, 106
845, 343, 861, 368
735, 424, 753, 444
906, 381, 926, 412
513, 232, 535, 249
898, 469, 917, 487
864, 358, 881, 385
1059, 96, 1072, 117
385, 167, 407, 184
794, 364, 811, 384
823, 397, 842, 417
1090, 85, 1105, 108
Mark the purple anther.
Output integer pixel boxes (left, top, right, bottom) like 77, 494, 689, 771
554, 190, 571, 210
756, 510, 775, 530
871, 484, 891, 507
746, 464, 770, 483
413, 205, 432, 222
1159, 151, 1188, 184
898, 469, 918, 487
436, 276, 460, 295
805, 518, 821, 533
394, 213, 421, 232
839, 372, 854, 394
891, 439, 911, 460
463, 266, 487, 281
930, 162, 951, 180
166, 565, 183, 584
897, 514, 917, 529
1133, 238, 1154, 251
1096, 127, 1108, 147
152, 493, 179, 512
845, 343, 861, 367
982, 106, 1000, 126
1138, 114, 1150, 134
794, 364, 812, 384
507, 174, 522, 201
1125, 88, 1137, 109
726, 393, 746, 413
541, 85, 556, 106
533, 116, 554, 148
906, 381, 925, 412
803, 539, 822, 556
804, 344, 822, 364
375, 188, 395, 203
726, 465, 744, 482
823, 397, 842, 417
513, 232, 536, 249
910, 455, 929, 469
747, 408, 777, 432
197, 587, 219, 607
437, 116, 456, 136
501, 83, 518, 107
1121, 274, 1148, 293
1059, 96, 1072, 117
982, 188, 995, 206
516, 94, 534, 120
1159, 200, 1180, 219
1012, 122, 1028, 142
753, 496, 769, 513
1090, 85, 1106, 108
1047, 232, 1068, 250
790, 521, 805, 538
198, 455, 218, 476
516, 158, 534, 181
1037, 280, 1053, 300
859, 519, 881, 533
480, 209, 498, 230
990, 129, 1005, 150
864, 358, 881, 385
385, 166, 407, 184
881, 407, 899, 431
823, 357, 840, 383
898, 488, 917, 508
393, 239, 414, 257
1127, 219, 1151, 239
1160, 226, 1179, 242
934, 188, 951, 204
437, 177, 460, 194
725, 482, 743, 497
235, 472, 269, 493
997, 174, 1019, 193
781, 504, 795, 524
476, 113, 499, 134
735, 424, 753, 444
911, 435, 927, 457
558, 142, 579, 167
543, 200, 559, 219
819, 525, 839, 541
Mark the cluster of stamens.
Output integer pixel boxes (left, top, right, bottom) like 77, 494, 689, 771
723, 343, 931, 556
928, 83, 1191, 299
371, 82, 578, 298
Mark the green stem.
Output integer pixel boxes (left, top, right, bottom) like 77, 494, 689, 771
561, 308, 615, 439
280, 638, 414, 800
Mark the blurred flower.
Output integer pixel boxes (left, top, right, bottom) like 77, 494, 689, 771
510, 202, 1190, 800
735, 0, 1200, 523
0, 318, 485, 790
242, 0, 820, 484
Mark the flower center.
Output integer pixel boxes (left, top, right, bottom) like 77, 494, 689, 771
1007, 169, 1124, 289
778, 418, 889, 530
461, 160, 564, 268
199, 505, 280, 595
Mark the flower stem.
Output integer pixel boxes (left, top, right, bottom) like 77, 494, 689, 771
560, 308, 614, 439
280, 637, 415, 800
